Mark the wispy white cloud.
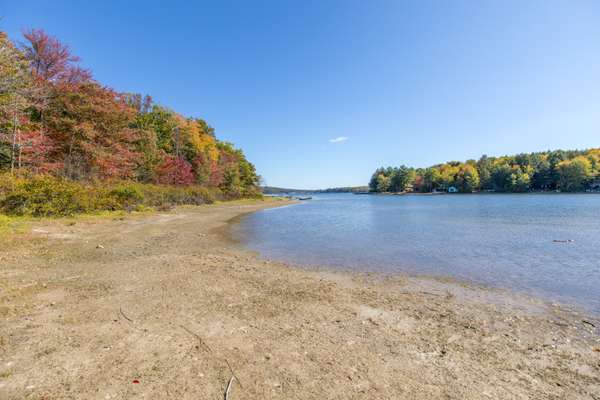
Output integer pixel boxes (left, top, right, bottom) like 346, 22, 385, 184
329, 136, 348, 143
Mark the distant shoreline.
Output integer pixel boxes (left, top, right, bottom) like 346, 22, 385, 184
265, 191, 600, 199
366, 190, 600, 195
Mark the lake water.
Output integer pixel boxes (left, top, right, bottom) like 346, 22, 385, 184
235, 193, 600, 314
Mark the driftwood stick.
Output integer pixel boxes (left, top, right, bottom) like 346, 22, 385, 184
224, 375, 235, 400
225, 359, 243, 389
398, 291, 442, 297
119, 307, 133, 322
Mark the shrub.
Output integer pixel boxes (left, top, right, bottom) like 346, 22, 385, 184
0, 175, 92, 216
105, 184, 144, 210
0, 173, 240, 217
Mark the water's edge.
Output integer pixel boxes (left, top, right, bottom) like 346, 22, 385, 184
229, 203, 600, 321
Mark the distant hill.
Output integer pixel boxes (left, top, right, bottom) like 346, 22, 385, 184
261, 186, 369, 194
261, 186, 313, 194
318, 186, 370, 193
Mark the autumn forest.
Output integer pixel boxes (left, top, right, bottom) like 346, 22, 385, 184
0, 29, 259, 215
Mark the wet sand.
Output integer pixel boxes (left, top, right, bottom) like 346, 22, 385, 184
0, 199, 599, 399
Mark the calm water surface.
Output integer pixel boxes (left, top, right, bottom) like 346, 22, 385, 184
235, 194, 600, 313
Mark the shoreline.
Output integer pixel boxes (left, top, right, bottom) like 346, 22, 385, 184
1, 199, 599, 399
228, 199, 600, 319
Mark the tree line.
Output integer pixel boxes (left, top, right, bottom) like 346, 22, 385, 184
0, 29, 259, 197
369, 149, 600, 193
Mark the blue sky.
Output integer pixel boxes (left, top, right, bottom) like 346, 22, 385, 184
2, 1, 599, 189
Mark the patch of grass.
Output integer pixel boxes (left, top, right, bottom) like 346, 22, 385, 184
213, 197, 267, 206
0, 369, 12, 378
0, 214, 29, 237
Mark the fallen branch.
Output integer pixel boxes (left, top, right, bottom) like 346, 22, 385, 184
119, 307, 133, 323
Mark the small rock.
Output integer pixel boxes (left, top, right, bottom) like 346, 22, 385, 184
96, 244, 105, 249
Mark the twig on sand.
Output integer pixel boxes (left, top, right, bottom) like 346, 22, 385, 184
119, 307, 133, 322
398, 291, 442, 297
180, 325, 212, 353
224, 375, 235, 400
225, 360, 240, 383
223, 359, 243, 399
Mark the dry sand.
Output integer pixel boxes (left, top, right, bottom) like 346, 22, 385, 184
0, 199, 599, 399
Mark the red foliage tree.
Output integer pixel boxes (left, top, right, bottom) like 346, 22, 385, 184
19, 128, 62, 173
155, 156, 194, 186
209, 151, 239, 188
21, 29, 91, 84
17, 29, 93, 174
44, 82, 142, 179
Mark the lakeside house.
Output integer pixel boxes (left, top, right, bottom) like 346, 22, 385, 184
431, 186, 458, 194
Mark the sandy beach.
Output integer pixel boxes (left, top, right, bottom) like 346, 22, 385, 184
0, 199, 599, 399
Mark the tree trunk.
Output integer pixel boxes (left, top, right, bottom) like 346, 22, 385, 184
17, 126, 22, 169
10, 111, 17, 173
40, 110, 45, 137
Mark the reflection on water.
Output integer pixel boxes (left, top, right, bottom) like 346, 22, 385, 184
235, 193, 600, 313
